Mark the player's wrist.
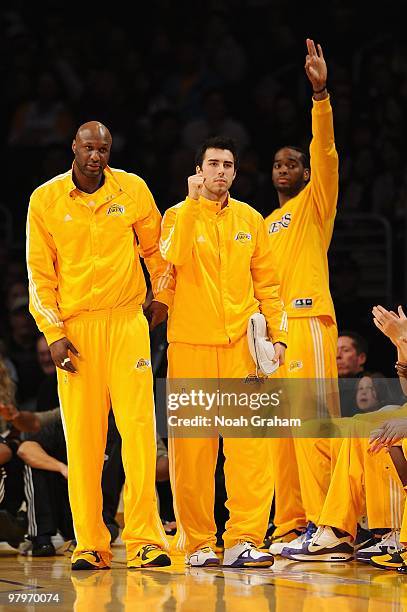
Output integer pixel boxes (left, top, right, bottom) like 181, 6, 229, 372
313, 84, 327, 94
312, 86, 328, 101
396, 361, 407, 378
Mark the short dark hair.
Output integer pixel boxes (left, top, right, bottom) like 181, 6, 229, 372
275, 145, 309, 169
195, 136, 239, 169
339, 330, 368, 355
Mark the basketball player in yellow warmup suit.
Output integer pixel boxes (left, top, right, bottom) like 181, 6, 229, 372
265, 39, 339, 553
26, 121, 173, 570
160, 135, 287, 568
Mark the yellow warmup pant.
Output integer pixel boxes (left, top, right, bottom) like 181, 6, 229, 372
168, 335, 273, 553
298, 406, 407, 529
318, 434, 404, 538
270, 316, 338, 535
269, 436, 305, 535
293, 436, 342, 525
399, 439, 407, 544
57, 307, 168, 564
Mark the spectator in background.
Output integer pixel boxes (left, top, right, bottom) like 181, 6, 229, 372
8, 70, 75, 148
182, 88, 250, 153
0, 339, 18, 387
204, 10, 248, 86
161, 38, 219, 119
0, 402, 172, 551
354, 373, 400, 415
17, 413, 74, 557
135, 110, 182, 213
0, 357, 25, 549
5, 280, 28, 314
35, 335, 58, 412
5, 295, 42, 409
337, 330, 368, 417
337, 331, 368, 378
2, 261, 27, 295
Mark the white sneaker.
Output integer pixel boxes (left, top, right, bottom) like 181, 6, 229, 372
356, 530, 401, 563
269, 530, 306, 555
223, 541, 274, 568
278, 522, 317, 557
281, 526, 354, 562
186, 547, 220, 567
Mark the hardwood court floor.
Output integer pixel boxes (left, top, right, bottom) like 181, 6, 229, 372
0, 540, 405, 611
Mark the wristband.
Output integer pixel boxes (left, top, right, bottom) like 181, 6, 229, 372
396, 361, 407, 378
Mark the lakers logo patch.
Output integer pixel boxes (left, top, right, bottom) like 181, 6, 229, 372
135, 358, 151, 371
234, 231, 252, 243
289, 360, 303, 372
107, 204, 125, 215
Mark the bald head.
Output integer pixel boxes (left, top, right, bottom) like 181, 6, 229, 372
75, 121, 112, 144
72, 121, 112, 190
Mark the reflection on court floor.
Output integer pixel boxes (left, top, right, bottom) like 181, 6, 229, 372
0, 542, 404, 611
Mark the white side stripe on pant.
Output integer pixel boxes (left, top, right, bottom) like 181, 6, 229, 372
309, 317, 328, 419
23, 465, 37, 537
168, 435, 187, 552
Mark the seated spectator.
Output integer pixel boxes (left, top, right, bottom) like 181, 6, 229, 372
337, 331, 368, 378
337, 330, 369, 416
0, 357, 25, 548
354, 373, 400, 415
17, 412, 74, 556
15, 408, 122, 555
1, 402, 172, 552
0, 435, 26, 548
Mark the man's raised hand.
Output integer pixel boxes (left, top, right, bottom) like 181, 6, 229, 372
188, 174, 205, 201
305, 38, 327, 92
372, 304, 407, 346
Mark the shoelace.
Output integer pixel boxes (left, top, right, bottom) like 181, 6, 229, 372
310, 526, 324, 545
305, 522, 317, 541
379, 529, 400, 548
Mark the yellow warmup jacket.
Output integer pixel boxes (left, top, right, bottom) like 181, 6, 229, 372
265, 96, 338, 322
26, 166, 174, 345
160, 195, 287, 346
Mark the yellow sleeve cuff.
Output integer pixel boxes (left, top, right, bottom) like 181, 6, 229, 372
153, 289, 173, 309
43, 325, 66, 346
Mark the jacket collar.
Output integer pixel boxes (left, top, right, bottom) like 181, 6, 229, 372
68, 165, 122, 203
199, 193, 231, 214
